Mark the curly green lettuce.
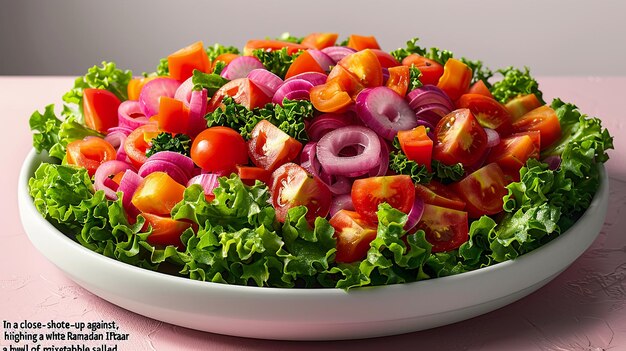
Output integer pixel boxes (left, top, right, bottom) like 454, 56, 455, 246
253, 47, 302, 79
491, 67, 544, 104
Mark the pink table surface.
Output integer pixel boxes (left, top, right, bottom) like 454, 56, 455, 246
1, 76, 625, 350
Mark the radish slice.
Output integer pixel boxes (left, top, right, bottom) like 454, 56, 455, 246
94, 160, 134, 200
118, 100, 149, 129
247, 69, 283, 97
221, 56, 264, 80
355, 87, 418, 140
273, 79, 314, 105
285, 72, 327, 87
316, 125, 381, 176
308, 50, 334, 72
321, 46, 357, 63
139, 77, 181, 117
174, 76, 194, 105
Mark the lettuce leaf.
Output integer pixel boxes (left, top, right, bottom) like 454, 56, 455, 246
253, 47, 301, 79
491, 67, 544, 104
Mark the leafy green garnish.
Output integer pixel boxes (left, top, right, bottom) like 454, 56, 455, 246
191, 69, 229, 95
388, 151, 432, 184
491, 67, 544, 104
252, 48, 302, 79
408, 65, 423, 91
431, 160, 465, 184
156, 58, 169, 76
146, 133, 192, 158
206, 43, 240, 62
390, 38, 453, 65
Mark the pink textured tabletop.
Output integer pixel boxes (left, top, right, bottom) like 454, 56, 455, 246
1, 76, 625, 350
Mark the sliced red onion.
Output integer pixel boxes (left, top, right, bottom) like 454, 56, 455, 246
465, 148, 491, 174
187, 174, 220, 198
138, 160, 189, 185
404, 197, 425, 231
220, 56, 264, 80
301, 142, 352, 195
317, 125, 381, 176
407, 86, 455, 113
355, 87, 418, 140
484, 128, 501, 148
308, 50, 334, 72
321, 46, 357, 63
330, 194, 355, 217
247, 69, 283, 97
174, 76, 194, 105
415, 119, 436, 140
104, 126, 132, 148
118, 100, 149, 129
147, 151, 195, 178
118, 170, 143, 218
307, 113, 355, 142
369, 136, 389, 177
283, 89, 310, 102
273, 79, 314, 105
139, 77, 181, 117
94, 160, 134, 200
543, 155, 562, 170
382, 67, 390, 86
188, 88, 208, 136
284, 72, 328, 87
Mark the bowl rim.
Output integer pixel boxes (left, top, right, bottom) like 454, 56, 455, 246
18, 148, 609, 296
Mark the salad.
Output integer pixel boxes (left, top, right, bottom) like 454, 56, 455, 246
28, 33, 613, 290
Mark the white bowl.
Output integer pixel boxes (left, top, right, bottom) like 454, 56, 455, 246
18, 149, 609, 340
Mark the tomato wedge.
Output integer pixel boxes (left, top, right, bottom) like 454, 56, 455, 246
467, 80, 494, 99
207, 78, 271, 112
167, 41, 211, 81
142, 213, 192, 249
243, 40, 307, 56
124, 123, 159, 169
512, 105, 561, 150
66, 137, 117, 176
433, 108, 488, 167
371, 49, 400, 68
248, 120, 302, 171
401, 54, 444, 86
158, 96, 190, 135
453, 163, 508, 218
385, 65, 410, 97
414, 181, 466, 211
397, 126, 433, 171
338, 49, 383, 88
351, 175, 416, 224
505, 94, 543, 120
437, 58, 472, 101
191, 127, 249, 174
237, 166, 272, 186
416, 204, 468, 252
284, 50, 325, 79
301, 33, 338, 50
486, 133, 539, 173
83, 88, 121, 134
457, 94, 513, 135
330, 210, 377, 263
346, 34, 381, 51
270, 163, 331, 224
132, 172, 186, 216
326, 64, 365, 99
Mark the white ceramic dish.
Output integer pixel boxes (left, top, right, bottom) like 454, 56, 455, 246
18, 149, 609, 340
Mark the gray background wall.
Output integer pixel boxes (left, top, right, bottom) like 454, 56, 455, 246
1, 0, 625, 76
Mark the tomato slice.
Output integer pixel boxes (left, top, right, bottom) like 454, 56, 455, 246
385, 65, 410, 97
453, 163, 508, 218
329, 210, 377, 263
284, 50, 325, 79
124, 123, 159, 169
66, 137, 117, 176
270, 163, 331, 224
243, 40, 307, 56
142, 213, 192, 249
401, 54, 444, 86
158, 96, 190, 135
207, 78, 271, 112
310, 78, 354, 113
414, 180, 466, 211
248, 120, 302, 171
457, 94, 513, 136
433, 108, 488, 167
467, 80, 494, 99
371, 49, 400, 68
338, 49, 383, 88
416, 204, 468, 252
351, 175, 416, 224
191, 126, 249, 174
512, 105, 561, 150
301, 33, 338, 50
237, 166, 272, 186
486, 133, 539, 173
167, 41, 211, 81
82, 88, 121, 134
437, 58, 472, 101
132, 172, 186, 216
397, 126, 433, 171
505, 94, 543, 120
346, 35, 381, 51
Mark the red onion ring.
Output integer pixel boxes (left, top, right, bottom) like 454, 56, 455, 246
221, 56, 265, 80
307, 50, 334, 72
174, 76, 194, 105
484, 128, 501, 148
316, 125, 381, 176
188, 88, 208, 136
139, 77, 181, 117
147, 151, 195, 178
284, 72, 328, 87
187, 174, 220, 198
329, 194, 355, 217
247, 69, 283, 97
118, 170, 143, 218
94, 160, 134, 200
118, 100, 149, 130
404, 196, 425, 231
543, 155, 562, 170
307, 113, 355, 142
355, 87, 418, 141
321, 46, 357, 63
138, 159, 189, 185
301, 142, 352, 195
272, 79, 314, 105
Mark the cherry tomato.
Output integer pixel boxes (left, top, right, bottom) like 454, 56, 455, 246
237, 165, 272, 186
167, 41, 211, 81
351, 175, 416, 224
401, 54, 444, 86
414, 180, 466, 211
247, 120, 302, 171
433, 108, 488, 167
457, 94, 513, 136
416, 204, 468, 252
453, 163, 508, 218
511, 105, 561, 150
207, 78, 271, 112
437, 58, 472, 101
397, 126, 433, 171
346, 35, 381, 51
301, 33, 339, 50
338, 49, 383, 88
329, 210, 377, 263
66, 137, 117, 176
124, 123, 159, 169
191, 126, 248, 174
270, 163, 332, 224
467, 80, 494, 99
132, 172, 186, 216
385, 65, 410, 97
505, 94, 543, 120
285, 50, 325, 79
142, 213, 193, 249
486, 133, 539, 173
242, 40, 307, 56
82, 88, 121, 134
